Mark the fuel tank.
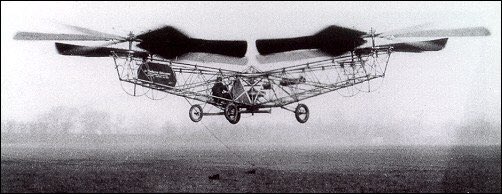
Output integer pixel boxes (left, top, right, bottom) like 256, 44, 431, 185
137, 62, 177, 88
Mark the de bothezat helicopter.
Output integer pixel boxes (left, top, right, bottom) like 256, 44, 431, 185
14, 23, 490, 124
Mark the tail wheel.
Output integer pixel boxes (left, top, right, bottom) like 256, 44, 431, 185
295, 104, 309, 123
189, 105, 203, 122
225, 103, 241, 124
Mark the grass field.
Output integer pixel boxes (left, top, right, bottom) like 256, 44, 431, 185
1, 142, 500, 193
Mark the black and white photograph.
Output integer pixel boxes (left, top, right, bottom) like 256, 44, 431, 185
1, 1, 500, 193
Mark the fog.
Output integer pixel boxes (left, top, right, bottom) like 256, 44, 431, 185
2, 105, 499, 147
1, 2, 501, 147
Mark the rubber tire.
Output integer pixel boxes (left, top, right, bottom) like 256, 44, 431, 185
189, 104, 203, 122
225, 103, 241, 124
295, 104, 309, 123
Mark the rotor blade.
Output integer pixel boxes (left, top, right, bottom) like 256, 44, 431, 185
256, 36, 314, 55
188, 39, 247, 58
356, 38, 449, 54
256, 49, 332, 64
389, 38, 448, 52
256, 25, 367, 57
14, 32, 116, 41
392, 27, 490, 37
177, 53, 248, 65
55, 42, 148, 57
133, 24, 177, 38
65, 39, 129, 54
61, 24, 125, 40
135, 26, 247, 59
375, 23, 433, 39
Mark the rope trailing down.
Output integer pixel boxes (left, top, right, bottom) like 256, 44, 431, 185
200, 121, 256, 168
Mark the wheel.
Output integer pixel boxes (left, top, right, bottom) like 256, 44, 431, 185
295, 104, 309, 123
189, 105, 203, 122
224, 103, 241, 124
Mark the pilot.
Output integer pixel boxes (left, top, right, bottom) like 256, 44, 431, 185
212, 77, 231, 104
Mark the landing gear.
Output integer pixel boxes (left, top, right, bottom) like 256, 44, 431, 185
295, 104, 309, 123
224, 103, 241, 124
189, 104, 203, 122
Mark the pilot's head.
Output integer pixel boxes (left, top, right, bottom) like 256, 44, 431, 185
216, 77, 223, 82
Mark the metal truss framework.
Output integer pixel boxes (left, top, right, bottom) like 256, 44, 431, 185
112, 47, 391, 112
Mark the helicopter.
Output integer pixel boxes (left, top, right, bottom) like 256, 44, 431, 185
13, 24, 490, 124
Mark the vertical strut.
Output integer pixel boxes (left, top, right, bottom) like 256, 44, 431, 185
371, 27, 375, 48
133, 84, 136, 96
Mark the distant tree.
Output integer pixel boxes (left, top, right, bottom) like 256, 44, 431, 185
456, 119, 501, 145
35, 106, 80, 135
16, 122, 29, 134
110, 114, 126, 134
80, 110, 111, 135
26, 121, 38, 134
1, 120, 17, 133
33, 118, 49, 134
126, 118, 156, 134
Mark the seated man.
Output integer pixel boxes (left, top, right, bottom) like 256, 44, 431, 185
212, 77, 231, 104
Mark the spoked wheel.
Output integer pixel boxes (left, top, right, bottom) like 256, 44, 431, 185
295, 104, 309, 123
189, 104, 203, 122
224, 103, 241, 124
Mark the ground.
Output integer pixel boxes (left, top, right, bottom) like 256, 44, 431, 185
1, 142, 500, 193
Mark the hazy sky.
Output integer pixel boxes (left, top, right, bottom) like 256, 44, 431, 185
1, 2, 500, 145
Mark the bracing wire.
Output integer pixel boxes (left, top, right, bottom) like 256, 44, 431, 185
200, 121, 256, 168
120, 80, 150, 97
145, 88, 169, 100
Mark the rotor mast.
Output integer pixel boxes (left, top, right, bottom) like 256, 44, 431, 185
371, 27, 375, 48
127, 31, 135, 50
